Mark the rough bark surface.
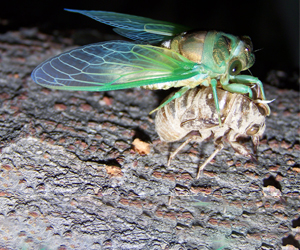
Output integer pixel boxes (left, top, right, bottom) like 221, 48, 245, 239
0, 29, 299, 250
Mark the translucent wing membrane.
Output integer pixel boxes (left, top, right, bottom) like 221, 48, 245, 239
31, 40, 199, 91
113, 28, 170, 44
65, 9, 189, 43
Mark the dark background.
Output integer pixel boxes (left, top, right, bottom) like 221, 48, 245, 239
1, 0, 299, 83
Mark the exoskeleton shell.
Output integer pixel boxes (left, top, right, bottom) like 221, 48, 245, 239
155, 86, 269, 173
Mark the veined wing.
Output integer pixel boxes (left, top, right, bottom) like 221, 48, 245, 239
65, 9, 189, 43
31, 40, 199, 91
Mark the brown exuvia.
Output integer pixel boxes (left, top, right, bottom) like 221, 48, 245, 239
155, 86, 270, 178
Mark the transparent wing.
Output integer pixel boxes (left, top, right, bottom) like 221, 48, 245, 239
112, 28, 170, 44
65, 9, 189, 43
31, 40, 199, 91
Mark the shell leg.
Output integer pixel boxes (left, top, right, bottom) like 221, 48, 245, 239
227, 130, 256, 161
167, 135, 195, 166
197, 144, 224, 178
252, 134, 260, 154
149, 86, 190, 114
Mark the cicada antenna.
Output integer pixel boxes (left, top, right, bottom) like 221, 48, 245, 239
249, 48, 263, 76
254, 48, 264, 53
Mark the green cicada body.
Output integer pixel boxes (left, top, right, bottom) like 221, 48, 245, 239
31, 9, 266, 123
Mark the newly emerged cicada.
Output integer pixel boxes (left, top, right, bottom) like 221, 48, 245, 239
155, 84, 270, 178
31, 9, 267, 125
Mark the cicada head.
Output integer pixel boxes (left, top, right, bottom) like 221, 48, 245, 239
199, 32, 256, 76
227, 35, 255, 76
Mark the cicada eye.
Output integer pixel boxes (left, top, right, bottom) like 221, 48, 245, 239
229, 59, 242, 75
246, 124, 260, 135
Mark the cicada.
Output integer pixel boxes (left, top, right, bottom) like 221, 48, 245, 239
155, 83, 270, 178
31, 9, 266, 125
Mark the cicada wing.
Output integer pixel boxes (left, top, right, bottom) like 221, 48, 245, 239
31, 40, 199, 91
113, 28, 169, 44
65, 9, 189, 43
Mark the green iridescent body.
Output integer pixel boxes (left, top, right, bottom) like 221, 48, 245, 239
31, 9, 266, 124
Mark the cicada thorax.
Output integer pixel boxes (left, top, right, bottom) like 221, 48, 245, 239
162, 31, 208, 64
161, 31, 232, 66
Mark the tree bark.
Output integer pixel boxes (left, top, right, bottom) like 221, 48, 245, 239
0, 29, 299, 249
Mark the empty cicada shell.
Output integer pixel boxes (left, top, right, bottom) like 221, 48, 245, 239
155, 85, 270, 178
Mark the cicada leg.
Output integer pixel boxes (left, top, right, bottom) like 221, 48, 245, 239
228, 75, 266, 100
210, 79, 222, 126
222, 83, 253, 99
149, 86, 190, 114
